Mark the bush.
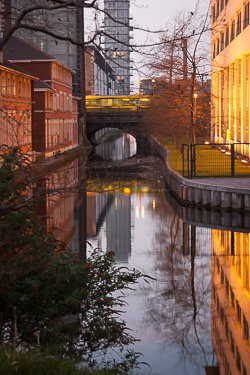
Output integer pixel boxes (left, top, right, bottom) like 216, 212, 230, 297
0, 149, 143, 373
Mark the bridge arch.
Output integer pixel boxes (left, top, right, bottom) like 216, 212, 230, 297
86, 112, 148, 156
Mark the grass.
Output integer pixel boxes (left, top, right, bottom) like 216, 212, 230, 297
156, 136, 250, 177
0, 349, 117, 375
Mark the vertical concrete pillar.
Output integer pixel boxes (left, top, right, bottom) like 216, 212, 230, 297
211, 191, 221, 207
220, 192, 232, 209
232, 193, 243, 210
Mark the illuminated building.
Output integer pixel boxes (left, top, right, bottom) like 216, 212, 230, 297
0, 60, 35, 156
211, 0, 250, 155
211, 229, 250, 374
3, 37, 79, 158
103, 0, 131, 95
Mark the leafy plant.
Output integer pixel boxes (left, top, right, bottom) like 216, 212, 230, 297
0, 148, 144, 373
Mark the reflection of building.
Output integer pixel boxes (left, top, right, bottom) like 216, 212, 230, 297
45, 160, 79, 244
211, 230, 250, 375
85, 46, 116, 95
106, 194, 131, 262
211, 0, 250, 150
103, 0, 131, 95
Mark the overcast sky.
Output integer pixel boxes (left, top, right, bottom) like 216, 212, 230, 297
130, 0, 209, 89
85, 0, 209, 90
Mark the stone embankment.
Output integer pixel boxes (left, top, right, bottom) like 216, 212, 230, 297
149, 136, 250, 211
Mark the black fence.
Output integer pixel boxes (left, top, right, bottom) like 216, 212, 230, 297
182, 143, 250, 178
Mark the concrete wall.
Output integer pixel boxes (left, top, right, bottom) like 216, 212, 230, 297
148, 136, 250, 211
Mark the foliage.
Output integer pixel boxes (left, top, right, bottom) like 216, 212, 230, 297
0, 149, 143, 373
0, 348, 116, 375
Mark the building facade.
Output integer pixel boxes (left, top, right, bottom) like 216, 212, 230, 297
0, 60, 35, 156
103, 0, 131, 95
211, 0, 250, 156
3, 37, 79, 158
8, 0, 84, 98
85, 46, 116, 95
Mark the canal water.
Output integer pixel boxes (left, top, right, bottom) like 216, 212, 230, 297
46, 135, 250, 375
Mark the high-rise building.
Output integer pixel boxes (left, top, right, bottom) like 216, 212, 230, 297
7, 0, 84, 99
103, 0, 131, 95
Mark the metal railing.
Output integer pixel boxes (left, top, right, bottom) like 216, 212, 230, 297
182, 143, 250, 178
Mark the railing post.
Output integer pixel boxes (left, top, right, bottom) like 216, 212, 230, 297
190, 144, 193, 178
187, 145, 190, 178
231, 143, 235, 177
193, 144, 196, 177
182, 144, 185, 177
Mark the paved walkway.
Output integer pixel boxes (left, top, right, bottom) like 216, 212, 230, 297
192, 177, 250, 191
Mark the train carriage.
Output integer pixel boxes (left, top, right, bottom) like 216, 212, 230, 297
86, 95, 150, 112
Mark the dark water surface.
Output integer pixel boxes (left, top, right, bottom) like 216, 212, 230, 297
45, 140, 250, 374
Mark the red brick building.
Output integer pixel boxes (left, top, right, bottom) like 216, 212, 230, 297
3, 37, 79, 158
0, 60, 36, 156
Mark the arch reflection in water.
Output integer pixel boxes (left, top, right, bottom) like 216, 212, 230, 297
95, 132, 137, 161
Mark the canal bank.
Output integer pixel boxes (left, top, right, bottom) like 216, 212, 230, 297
148, 136, 250, 211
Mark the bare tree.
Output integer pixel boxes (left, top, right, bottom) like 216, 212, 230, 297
145, 6, 211, 145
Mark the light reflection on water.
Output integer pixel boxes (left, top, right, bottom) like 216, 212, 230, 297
86, 189, 250, 375
95, 133, 137, 160
45, 160, 250, 375
86, 191, 214, 374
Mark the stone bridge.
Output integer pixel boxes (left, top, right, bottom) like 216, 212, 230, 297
86, 111, 148, 156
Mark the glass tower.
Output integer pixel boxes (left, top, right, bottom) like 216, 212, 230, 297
8, 0, 84, 98
104, 0, 131, 95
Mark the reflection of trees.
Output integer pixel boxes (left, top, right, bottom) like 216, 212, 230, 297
142, 193, 215, 371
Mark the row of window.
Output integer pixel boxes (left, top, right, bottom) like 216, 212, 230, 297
51, 63, 72, 87
212, 316, 247, 375
45, 119, 78, 149
1, 74, 31, 99
0, 111, 32, 147
212, 0, 229, 24
213, 2, 250, 58
215, 255, 249, 344
213, 284, 248, 375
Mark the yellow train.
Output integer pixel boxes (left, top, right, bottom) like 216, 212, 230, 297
86, 95, 150, 112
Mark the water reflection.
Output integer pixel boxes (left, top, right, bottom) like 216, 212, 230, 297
95, 133, 137, 160
43, 160, 250, 374
211, 230, 250, 375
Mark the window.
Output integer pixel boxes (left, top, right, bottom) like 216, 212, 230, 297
13, 77, 16, 96
243, 314, 249, 341
236, 11, 242, 35
225, 25, 229, 46
244, 2, 249, 28
216, 38, 220, 55
220, 0, 224, 12
212, 5, 216, 22
18, 79, 22, 97
236, 300, 241, 323
23, 81, 26, 99
230, 287, 235, 309
2, 75, 6, 95
216, 0, 220, 17
221, 32, 225, 51
225, 0, 228, 4
230, 19, 235, 41
7, 77, 11, 95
